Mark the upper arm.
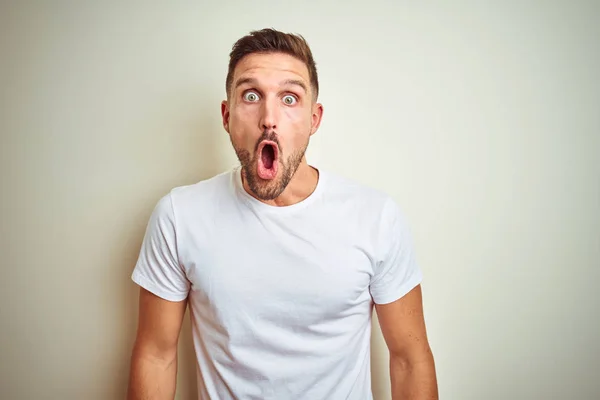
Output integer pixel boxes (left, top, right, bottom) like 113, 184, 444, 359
130, 192, 190, 360
133, 287, 187, 361
370, 197, 422, 306
375, 284, 432, 362
370, 197, 430, 360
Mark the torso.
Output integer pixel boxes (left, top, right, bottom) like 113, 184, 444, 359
171, 167, 390, 399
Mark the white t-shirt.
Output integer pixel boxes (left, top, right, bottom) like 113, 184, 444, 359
132, 166, 422, 400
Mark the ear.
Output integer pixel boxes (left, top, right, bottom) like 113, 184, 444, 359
310, 102, 324, 136
221, 100, 230, 134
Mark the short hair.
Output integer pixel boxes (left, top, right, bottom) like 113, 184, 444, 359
225, 28, 319, 100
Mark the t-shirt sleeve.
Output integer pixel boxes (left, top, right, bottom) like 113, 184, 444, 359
131, 193, 190, 302
369, 197, 423, 305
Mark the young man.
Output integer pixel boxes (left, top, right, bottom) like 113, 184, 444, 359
127, 28, 438, 400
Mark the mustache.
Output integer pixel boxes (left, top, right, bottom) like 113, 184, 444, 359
254, 130, 281, 153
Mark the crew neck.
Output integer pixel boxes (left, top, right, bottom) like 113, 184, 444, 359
232, 165, 326, 214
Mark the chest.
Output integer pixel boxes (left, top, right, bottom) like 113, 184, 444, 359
181, 214, 376, 329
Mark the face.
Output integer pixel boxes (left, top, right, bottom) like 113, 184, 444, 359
221, 52, 323, 201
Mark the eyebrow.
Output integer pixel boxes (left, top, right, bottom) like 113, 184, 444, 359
281, 79, 308, 93
234, 77, 258, 90
234, 77, 308, 93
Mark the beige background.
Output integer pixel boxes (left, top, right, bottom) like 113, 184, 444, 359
1, 1, 599, 399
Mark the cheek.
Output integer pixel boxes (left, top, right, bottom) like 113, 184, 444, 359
283, 106, 306, 124
230, 106, 257, 146
290, 110, 312, 151
283, 107, 312, 137
231, 106, 255, 128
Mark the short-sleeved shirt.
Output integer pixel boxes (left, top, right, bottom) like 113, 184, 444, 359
132, 166, 422, 399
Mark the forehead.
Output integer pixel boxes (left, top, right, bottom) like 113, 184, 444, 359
232, 52, 310, 89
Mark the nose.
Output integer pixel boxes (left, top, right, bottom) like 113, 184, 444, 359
259, 97, 278, 131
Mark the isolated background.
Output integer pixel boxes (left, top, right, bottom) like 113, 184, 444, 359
1, 1, 599, 399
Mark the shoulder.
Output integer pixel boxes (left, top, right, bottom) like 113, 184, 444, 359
318, 169, 410, 242
145, 169, 235, 227
167, 168, 234, 210
321, 169, 398, 213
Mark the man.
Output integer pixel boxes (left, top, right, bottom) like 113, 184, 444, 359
127, 28, 438, 400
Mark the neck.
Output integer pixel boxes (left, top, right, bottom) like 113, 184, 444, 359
242, 159, 319, 207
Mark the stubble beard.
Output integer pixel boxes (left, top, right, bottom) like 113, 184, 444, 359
232, 130, 308, 201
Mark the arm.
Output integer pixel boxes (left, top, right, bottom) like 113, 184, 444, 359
127, 287, 188, 400
375, 284, 438, 400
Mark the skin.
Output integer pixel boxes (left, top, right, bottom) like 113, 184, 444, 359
127, 51, 437, 399
221, 52, 324, 206
127, 289, 187, 400
376, 285, 439, 399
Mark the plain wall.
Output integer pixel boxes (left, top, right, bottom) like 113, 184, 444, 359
1, 1, 598, 399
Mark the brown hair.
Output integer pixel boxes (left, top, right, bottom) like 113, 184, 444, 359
225, 28, 319, 100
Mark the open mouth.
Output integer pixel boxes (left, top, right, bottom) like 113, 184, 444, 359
257, 140, 279, 180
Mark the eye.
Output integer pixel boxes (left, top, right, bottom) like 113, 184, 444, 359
283, 95, 297, 105
243, 91, 260, 102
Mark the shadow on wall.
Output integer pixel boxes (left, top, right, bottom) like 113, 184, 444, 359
113, 89, 228, 399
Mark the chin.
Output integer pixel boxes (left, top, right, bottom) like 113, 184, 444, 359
245, 165, 287, 200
